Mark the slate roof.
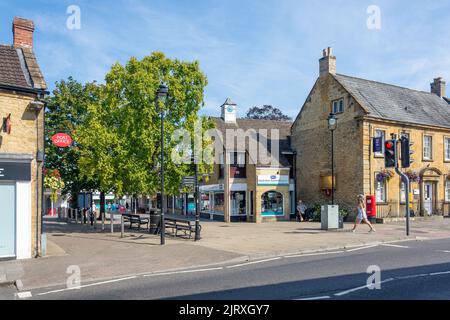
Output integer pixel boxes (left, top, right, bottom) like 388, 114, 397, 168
0, 45, 47, 91
334, 73, 450, 128
210, 117, 293, 167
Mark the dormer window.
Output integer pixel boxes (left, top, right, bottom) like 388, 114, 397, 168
332, 99, 344, 114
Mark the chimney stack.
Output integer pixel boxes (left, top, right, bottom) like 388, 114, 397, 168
13, 17, 35, 48
431, 77, 446, 98
319, 47, 336, 78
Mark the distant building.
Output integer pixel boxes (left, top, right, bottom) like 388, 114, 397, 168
0, 17, 47, 259
291, 47, 450, 219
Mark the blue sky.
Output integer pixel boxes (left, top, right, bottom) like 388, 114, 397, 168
1, 0, 449, 118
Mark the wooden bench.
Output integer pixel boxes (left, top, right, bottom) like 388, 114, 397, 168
124, 214, 149, 230
164, 218, 201, 239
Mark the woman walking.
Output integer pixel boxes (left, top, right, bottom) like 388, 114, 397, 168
351, 194, 376, 233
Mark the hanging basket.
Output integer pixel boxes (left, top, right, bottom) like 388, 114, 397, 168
376, 170, 394, 182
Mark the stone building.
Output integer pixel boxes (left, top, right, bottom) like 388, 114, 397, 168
0, 17, 47, 259
198, 99, 295, 223
291, 47, 450, 219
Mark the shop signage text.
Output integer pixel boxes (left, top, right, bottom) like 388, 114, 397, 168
257, 175, 289, 186
0, 162, 31, 181
51, 133, 73, 148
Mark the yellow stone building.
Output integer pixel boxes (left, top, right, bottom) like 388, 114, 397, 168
292, 48, 450, 220
0, 17, 47, 259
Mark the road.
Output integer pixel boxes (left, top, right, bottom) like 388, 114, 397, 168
6, 238, 450, 300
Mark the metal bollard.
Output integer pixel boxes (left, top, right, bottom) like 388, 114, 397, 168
110, 213, 114, 233
121, 215, 124, 238
102, 211, 105, 232
75, 209, 79, 224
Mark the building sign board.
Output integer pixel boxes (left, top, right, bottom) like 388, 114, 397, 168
51, 133, 73, 148
0, 162, 31, 181
373, 137, 383, 153
257, 175, 289, 186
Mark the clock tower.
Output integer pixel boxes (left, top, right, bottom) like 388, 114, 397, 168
221, 98, 237, 124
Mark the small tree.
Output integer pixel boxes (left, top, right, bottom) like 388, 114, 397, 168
245, 105, 292, 121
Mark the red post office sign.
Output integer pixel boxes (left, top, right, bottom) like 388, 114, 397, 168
51, 133, 73, 148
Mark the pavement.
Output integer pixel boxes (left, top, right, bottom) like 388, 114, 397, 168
1, 215, 450, 295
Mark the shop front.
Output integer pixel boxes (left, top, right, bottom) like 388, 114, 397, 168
0, 156, 33, 260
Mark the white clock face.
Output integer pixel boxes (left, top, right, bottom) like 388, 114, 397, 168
226, 105, 235, 113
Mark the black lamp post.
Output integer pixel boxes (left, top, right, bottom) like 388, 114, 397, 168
328, 113, 337, 205
157, 83, 168, 245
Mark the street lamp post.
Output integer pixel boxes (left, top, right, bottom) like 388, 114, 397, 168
328, 113, 337, 205
157, 83, 169, 245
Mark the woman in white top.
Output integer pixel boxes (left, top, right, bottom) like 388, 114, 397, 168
351, 194, 376, 233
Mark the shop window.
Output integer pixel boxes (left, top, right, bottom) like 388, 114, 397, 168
213, 193, 224, 214
261, 191, 284, 216
231, 191, 246, 215
201, 193, 210, 212
375, 178, 387, 203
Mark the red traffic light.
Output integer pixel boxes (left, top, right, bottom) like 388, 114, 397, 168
385, 141, 394, 149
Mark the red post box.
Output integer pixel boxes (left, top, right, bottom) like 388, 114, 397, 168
366, 195, 377, 218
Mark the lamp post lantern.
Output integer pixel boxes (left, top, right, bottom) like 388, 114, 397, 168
328, 113, 337, 205
157, 83, 168, 245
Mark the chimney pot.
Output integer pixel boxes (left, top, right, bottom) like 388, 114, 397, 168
319, 47, 336, 78
431, 77, 446, 98
13, 17, 35, 48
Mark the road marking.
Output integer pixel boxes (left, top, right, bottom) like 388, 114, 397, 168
37, 276, 137, 296
429, 271, 450, 276
396, 274, 429, 280
226, 257, 282, 269
296, 296, 331, 301
346, 245, 379, 252
334, 278, 395, 297
16, 291, 32, 299
284, 251, 345, 259
144, 267, 223, 277
381, 243, 409, 249
438, 250, 450, 253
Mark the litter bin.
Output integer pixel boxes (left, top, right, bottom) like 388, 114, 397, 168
149, 213, 160, 235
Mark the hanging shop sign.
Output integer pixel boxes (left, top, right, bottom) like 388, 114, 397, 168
51, 133, 73, 148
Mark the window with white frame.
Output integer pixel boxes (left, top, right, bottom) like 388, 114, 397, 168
423, 135, 433, 160
374, 129, 386, 157
375, 177, 387, 203
446, 179, 450, 202
332, 99, 344, 114
445, 138, 450, 161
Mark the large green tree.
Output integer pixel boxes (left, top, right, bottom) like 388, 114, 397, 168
45, 78, 101, 198
76, 52, 214, 197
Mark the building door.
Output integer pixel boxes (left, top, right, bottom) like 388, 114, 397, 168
424, 182, 434, 216
0, 183, 16, 258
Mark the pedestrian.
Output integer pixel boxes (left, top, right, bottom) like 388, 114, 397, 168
296, 200, 307, 222
351, 194, 376, 233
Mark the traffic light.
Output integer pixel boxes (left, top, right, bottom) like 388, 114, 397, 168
384, 140, 398, 168
400, 136, 414, 168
